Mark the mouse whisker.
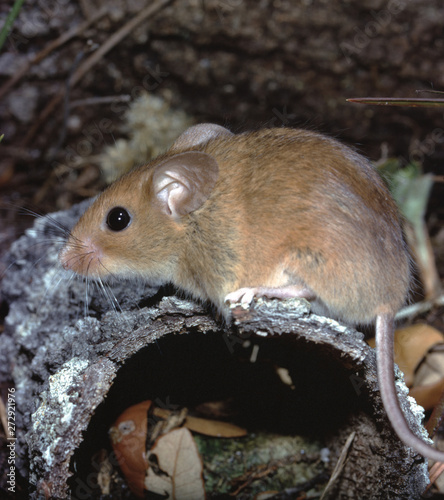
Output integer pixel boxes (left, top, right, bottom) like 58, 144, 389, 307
95, 277, 121, 313
34, 267, 68, 313
63, 232, 84, 246
81, 258, 110, 311
63, 250, 96, 275
26, 238, 67, 251
45, 218, 72, 238
83, 276, 90, 319
18, 207, 73, 238
50, 270, 70, 296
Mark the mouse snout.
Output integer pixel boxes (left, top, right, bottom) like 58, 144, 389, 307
59, 237, 104, 277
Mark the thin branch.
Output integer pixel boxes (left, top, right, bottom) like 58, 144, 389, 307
0, 6, 109, 100
395, 294, 444, 321
319, 432, 356, 500
21, 0, 174, 148
69, 0, 174, 88
347, 97, 444, 107
70, 94, 131, 108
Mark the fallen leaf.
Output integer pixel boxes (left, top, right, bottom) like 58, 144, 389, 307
255, 492, 280, 499
153, 407, 247, 438
409, 378, 444, 411
368, 324, 444, 386
109, 400, 152, 498
414, 344, 444, 387
110, 400, 245, 497
411, 342, 444, 410
145, 427, 206, 499
183, 414, 247, 438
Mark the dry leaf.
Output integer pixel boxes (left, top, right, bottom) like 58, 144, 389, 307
414, 344, 444, 387
109, 400, 152, 498
145, 427, 206, 500
110, 400, 244, 497
368, 324, 444, 386
369, 324, 444, 410
153, 407, 247, 438
183, 414, 247, 438
149, 407, 188, 445
411, 342, 444, 410
409, 378, 444, 411
255, 492, 280, 499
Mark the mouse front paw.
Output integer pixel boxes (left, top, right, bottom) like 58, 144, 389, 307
225, 285, 316, 309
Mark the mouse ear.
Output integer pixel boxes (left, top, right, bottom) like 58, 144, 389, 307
153, 152, 219, 218
170, 123, 234, 151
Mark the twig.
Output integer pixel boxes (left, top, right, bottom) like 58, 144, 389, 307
319, 431, 356, 500
395, 294, 444, 321
21, 0, 174, 148
416, 89, 444, 96
52, 52, 85, 155
69, 0, 173, 88
70, 94, 131, 108
347, 97, 444, 107
0, 6, 109, 100
427, 461, 444, 492
1, 145, 40, 161
23, 91, 65, 146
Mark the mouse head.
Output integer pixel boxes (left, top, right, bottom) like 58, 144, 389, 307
59, 151, 219, 284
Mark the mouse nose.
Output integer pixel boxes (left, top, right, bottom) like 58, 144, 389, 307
59, 237, 103, 277
59, 244, 76, 272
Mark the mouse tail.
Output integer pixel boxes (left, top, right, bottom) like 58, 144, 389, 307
376, 313, 444, 463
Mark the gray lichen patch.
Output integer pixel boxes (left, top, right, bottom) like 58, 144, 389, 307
30, 358, 90, 468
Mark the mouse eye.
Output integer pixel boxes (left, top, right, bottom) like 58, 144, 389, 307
106, 207, 131, 231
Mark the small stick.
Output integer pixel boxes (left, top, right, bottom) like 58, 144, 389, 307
21, 0, 174, 148
395, 294, 444, 321
0, 6, 109, 100
70, 94, 131, 108
6, 0, 174, 197
69, 0, 173, 88
427, 461, 444, 492
319, 431, 356, 500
